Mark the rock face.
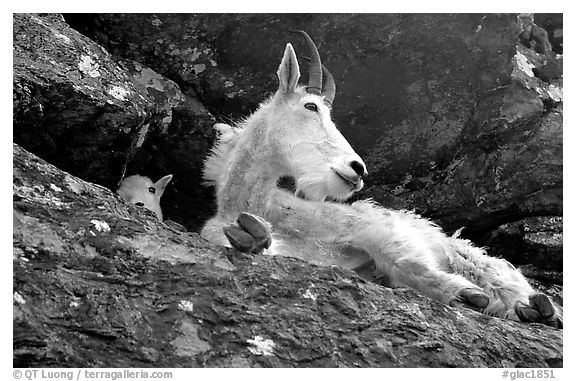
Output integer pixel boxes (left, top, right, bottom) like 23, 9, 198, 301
13, 13, 218, 231
118, 60, 218, 230
12, 144, 563, 367
485, 216, 562, 286
13, 13, 149, 190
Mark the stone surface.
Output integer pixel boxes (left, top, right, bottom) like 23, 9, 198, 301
12, 143, 563, 367
13, 13, 219, 231
13, 13, 150, 190
118, 59, 218, 231
485, 216, 562, 273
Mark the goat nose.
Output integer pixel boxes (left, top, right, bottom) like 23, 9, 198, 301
135, 202, 145, 207
349, 160, 367, 177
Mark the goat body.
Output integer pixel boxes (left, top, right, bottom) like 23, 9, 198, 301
201, 36, 561, 327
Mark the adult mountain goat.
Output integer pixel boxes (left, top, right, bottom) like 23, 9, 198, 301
201, 31, 561, 328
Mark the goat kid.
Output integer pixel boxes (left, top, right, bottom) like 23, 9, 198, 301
117, 174, 172, 221
201, 31, 562, 328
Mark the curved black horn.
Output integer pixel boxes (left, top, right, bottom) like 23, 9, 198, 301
290, 30, 322, 95
321, 64, 336, 106
301, 57, 337, 106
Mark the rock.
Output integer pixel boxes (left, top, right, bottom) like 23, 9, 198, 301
533, 14, 562, 54
118, 60, 218, 231
13, 14, 150, 190
485, 216, 562, 273
13, 13, 219, 231
12, 143, 563, 367
64, 14, 288, 117
354, 14, 562, 237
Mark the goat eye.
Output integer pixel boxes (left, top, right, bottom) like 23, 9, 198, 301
148, 187, 156, 194
304, 102, 318, 112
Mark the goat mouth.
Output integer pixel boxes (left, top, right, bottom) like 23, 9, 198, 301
332, 169, 360, 190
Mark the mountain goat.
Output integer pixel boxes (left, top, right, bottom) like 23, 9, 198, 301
117, 174, 172, 221
201, 31, 561, 328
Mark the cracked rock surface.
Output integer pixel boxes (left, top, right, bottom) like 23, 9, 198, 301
13, 144, 563, 367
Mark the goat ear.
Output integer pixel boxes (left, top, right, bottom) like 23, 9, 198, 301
154, 174, 173, 196
277, 43, 300, 94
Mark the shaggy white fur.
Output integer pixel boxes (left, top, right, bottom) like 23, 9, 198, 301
201, 42, 561, 326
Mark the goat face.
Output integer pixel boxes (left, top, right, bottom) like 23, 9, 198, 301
117, 174, 172, 221
267, 43, 367, 202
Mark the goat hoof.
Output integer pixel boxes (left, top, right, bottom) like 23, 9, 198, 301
519, 293, 562, 329
237, 213, 271, 240
223, 213, 273, 254
458, 288, 490, 309
530, 293, 555, 318
515, 301, 542, 323
223, 225, 258, 253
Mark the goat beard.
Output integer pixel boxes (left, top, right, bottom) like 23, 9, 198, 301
294, 171, 357, 202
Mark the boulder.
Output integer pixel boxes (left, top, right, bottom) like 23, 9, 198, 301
13, 13, 150, 190
485, 216, 562, 274
117, 59, 218, 231
12, 143, 563, 367
13, 13, 218, 231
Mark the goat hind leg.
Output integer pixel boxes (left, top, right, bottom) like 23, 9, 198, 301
386, 257, 490, 310
448, 237, 563, 328
346, 210, 490, 310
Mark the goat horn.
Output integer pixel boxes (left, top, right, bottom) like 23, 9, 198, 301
301, 56, 337, 106
321, 64, 336, 106
290, 30, 322, 95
